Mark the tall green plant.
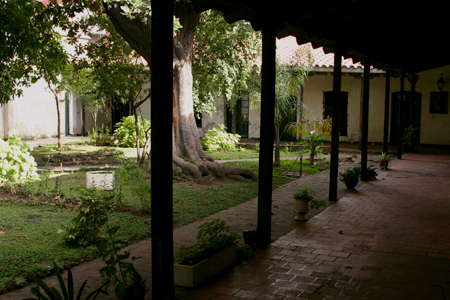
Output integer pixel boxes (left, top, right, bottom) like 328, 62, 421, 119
251, 44, 313, 166
297, 130, 328, 164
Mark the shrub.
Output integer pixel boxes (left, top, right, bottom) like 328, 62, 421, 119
88, 123, 111, 146
0, 136, 38, 186
174, 219, 238, 266
113, 116, 151, 148
62, 189, 117, 247
201, 125, 240, 151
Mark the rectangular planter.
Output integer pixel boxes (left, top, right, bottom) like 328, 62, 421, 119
174, 244, 237, 287
86, 171, 115, 190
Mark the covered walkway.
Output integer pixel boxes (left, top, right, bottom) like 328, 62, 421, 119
179, 152, 450, 299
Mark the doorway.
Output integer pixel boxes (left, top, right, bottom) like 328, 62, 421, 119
390, 91, 421, 145
111, 98, 131, 129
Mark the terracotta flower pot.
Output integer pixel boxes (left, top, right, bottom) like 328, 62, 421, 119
380, 159, 389, 170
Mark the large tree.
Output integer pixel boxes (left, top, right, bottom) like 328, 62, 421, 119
103, 1, 259, 180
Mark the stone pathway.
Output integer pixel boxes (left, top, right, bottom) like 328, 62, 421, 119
178, 152, 450, 300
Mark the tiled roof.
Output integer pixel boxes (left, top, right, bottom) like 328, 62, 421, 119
276, 36, 363, 70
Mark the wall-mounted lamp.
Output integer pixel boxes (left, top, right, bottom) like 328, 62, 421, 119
437, 74, 445, 91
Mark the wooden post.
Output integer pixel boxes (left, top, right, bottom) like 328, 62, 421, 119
257, 28, 276, 246
397, 72, 405, 159
329, 50, 341, 202
150, 0, 174, 299
360, 63, 370, 181
408, 74, 418, 151
383, 70, 390, 154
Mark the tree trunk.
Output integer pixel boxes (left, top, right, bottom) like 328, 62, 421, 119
105, 1, 256, 181
55, 96, 61, 148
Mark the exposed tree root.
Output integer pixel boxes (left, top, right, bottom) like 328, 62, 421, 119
173, 155, 257, 181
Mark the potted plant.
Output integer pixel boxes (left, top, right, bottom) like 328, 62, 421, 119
174, 219, 238, 287
98, 226, 146, 300
293, 186, 326, 221
339, 166, 361, 189
377, 152, 391, 170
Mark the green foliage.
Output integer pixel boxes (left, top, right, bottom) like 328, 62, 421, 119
286, 110, 332, 140
339, 166, 361, 189
62, 189, 116, 247
0, 0, 65, 102
113, 116, 151, 148
88, 123, 112, 146
201, 125, 240, 151
193, 10, 261, 116
0, 137, 38, 186
98, 226, 146, 297
293, 186, 316, 201
175, 219, 239, 266
403, 124, 419, 152
0, 196, 148, 294
27, 261, 108, 300
297, 130, 328, 163
293, 186, 326, 210
377, 152, 391, 160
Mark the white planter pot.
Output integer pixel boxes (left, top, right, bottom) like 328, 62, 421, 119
174, 244, 237, 287
293, 198, 309, 221
86, 171, 115, 190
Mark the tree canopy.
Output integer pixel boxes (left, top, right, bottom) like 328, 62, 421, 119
0, 0, 66, 103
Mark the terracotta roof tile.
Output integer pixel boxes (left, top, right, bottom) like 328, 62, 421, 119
276, 36, 362, 70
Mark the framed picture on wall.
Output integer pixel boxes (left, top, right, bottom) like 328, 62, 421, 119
430, 92, 448, 114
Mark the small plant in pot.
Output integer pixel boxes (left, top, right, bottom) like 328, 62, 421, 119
339, 166, 361, 189
293, 186, 326, 221
98, 226, 146, 300
377, 152, 391, 170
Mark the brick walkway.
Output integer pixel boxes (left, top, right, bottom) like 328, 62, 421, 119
178, 153, 450, 300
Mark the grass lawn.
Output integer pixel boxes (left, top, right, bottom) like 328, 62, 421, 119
0, 144, 328, 294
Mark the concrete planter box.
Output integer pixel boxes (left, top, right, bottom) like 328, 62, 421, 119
174, 244, 237, 287
86, 171, 115, 190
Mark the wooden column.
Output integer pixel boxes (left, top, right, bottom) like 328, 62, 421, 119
383, 70, 390, 154
397, 72, 405, 159
329, 50, 341, 202
150, 0, 174, 299
360, 63, 370, 181
257, 28, 276, 246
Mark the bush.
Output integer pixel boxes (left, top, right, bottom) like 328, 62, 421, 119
113, 116, 151, 148
62, 189, 117, 247
0, 136, 38, 186
201, 125, 240, 151
88, 123, 111, 146
174, 219, 238, 265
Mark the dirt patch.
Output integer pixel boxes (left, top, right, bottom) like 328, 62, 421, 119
37, 149, 124, 168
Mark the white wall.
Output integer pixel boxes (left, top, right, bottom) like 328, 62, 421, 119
6, 78, 61, 139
